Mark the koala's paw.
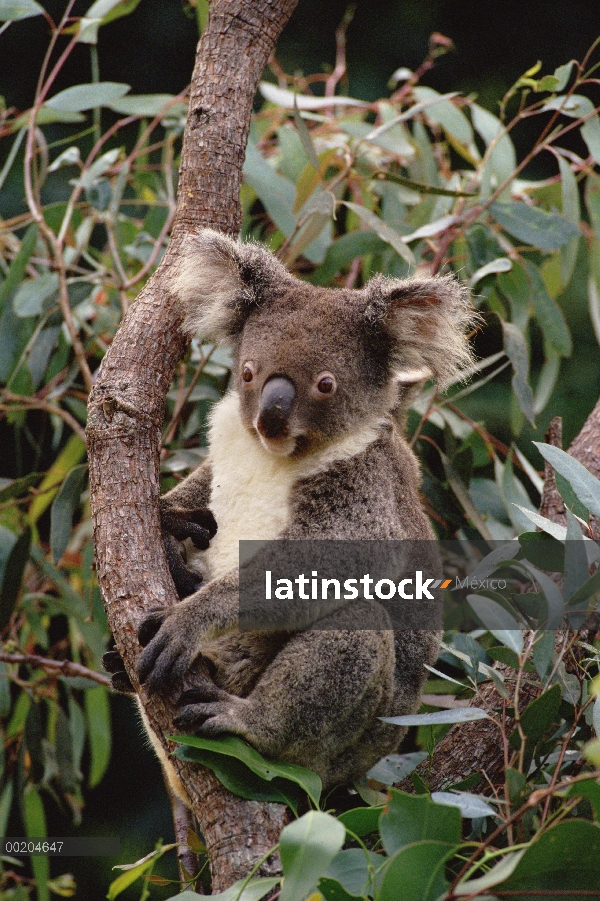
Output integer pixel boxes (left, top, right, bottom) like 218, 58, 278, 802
136, 606, 196, 693
174, 684, 252, 739
161, 506, 217, 550
163, 532, 203, 599
102, 648, 135, 695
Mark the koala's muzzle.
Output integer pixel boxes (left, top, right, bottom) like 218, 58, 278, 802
257, 376, 296, 439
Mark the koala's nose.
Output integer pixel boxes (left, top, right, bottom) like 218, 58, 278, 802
258, 376, 296, 439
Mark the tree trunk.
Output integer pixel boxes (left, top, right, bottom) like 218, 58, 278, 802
86, 0, 298, 890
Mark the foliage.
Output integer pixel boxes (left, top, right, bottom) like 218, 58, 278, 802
1, 1, 600, 898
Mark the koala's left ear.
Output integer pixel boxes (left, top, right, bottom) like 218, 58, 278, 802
363, 274, 474, 386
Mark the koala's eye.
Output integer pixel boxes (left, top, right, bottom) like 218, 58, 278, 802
316, 373, 336, 396
242, 365, 254, 383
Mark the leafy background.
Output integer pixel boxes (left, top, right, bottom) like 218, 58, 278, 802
1, 1, 600, 899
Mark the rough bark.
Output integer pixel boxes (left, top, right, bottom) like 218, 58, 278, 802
86, 0, 298, 890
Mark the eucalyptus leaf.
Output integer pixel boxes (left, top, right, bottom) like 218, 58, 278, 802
501, 321, 535, 423
490, 201, 579, 251
430, 791, 496, 818
381, 707, 489, 727
378, 841, 453, 901
379, 788, 461, 857
0, 0, 43, 20
279, 811, 345, 901
520, 684, 562, 743
467, 594, 523, 644
498, 821, 600, 896
46, 82, 130, 113
172, 733, 321, 806
534, 443, 600, 520
342, 202, 415, 266
12, 273, 59, 318
50, 464, 88, 563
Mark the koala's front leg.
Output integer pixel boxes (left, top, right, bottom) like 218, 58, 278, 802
160, 461, 216, 598
136, 570, 239, 694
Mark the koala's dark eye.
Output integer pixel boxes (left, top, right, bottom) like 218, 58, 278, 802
316, 373, 336, 396
242, 365, 254, 383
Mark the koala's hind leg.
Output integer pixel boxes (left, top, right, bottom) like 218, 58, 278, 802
175, 625, 398, 789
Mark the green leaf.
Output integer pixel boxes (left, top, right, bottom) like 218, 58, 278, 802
206, 878, 281, 901
279, 811, 345, 901
107, 844, 175, 900
413, 87, 473, 146
29, 434, 86, 524
0, 780, 13, 837
381, 708, 489, 727
172, 734, 321, 807
78, 0, 143, 42
342, 202, 415, 266
533, 442, 600, 519
0, 473, 44, 505
321, 849, 381, 898
557, 156, 580, 287
455, 850, 525, 895
0, 527, 31, 631
85, 685, 111, 787
553, 62, 574, 91
24, 785, 50, 901
532, 630, 555, 684
107, 94, 182, 117
379, 789, 461, 857
0, 223, 38, 313
312, 231, 386, 284
467, 595, 523, 649
472, 105, 516, 199
430, 791, 496, 818
338, 805, 383, 837
45, 82, 131, 113
12, 273, 59, 318
490, 201, 579, 251
564, 509, 589, 604
367, 751, 428, 785
520, 683, 562, 743
470, 257, 512, 286
565, 779, 600, 820
292, 96, 321, 172
523, 261, 571, 356
501, 320, 535, 424
0, 0, 43, 20
519, 532, 565, 572
498, 820, 600, 897
582, 115, 600, 166
50, 464, 87, 563
378, 840, 453, 901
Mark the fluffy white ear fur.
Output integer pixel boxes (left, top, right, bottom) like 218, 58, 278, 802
169, 229, 250, 340
364, 274, 475, 387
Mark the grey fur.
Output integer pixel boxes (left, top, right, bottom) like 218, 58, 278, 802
138, 229, 473, 791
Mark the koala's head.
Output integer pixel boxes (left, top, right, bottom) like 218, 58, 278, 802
171, 229, 473, 458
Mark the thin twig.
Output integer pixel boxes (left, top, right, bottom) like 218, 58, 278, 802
0, 652, 110, 687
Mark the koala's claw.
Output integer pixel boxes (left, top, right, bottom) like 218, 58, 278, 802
137, 611, 194, 693
174, 685, 246, 736
161, 507, 217, 549
102, 649, 134, 695
137, 609, 169, 648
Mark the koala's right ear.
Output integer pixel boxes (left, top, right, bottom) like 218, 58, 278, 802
170, 229, 291, 340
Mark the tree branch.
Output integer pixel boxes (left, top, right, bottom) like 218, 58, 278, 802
86, 0, 298, 890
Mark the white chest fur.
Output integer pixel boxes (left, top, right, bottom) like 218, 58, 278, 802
190, 391, 382, 581
204, 392, 297, 578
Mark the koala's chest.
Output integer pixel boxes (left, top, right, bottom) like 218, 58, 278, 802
194, 394, 299, 580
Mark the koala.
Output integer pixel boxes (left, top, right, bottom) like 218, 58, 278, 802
124, 229, 472, 797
